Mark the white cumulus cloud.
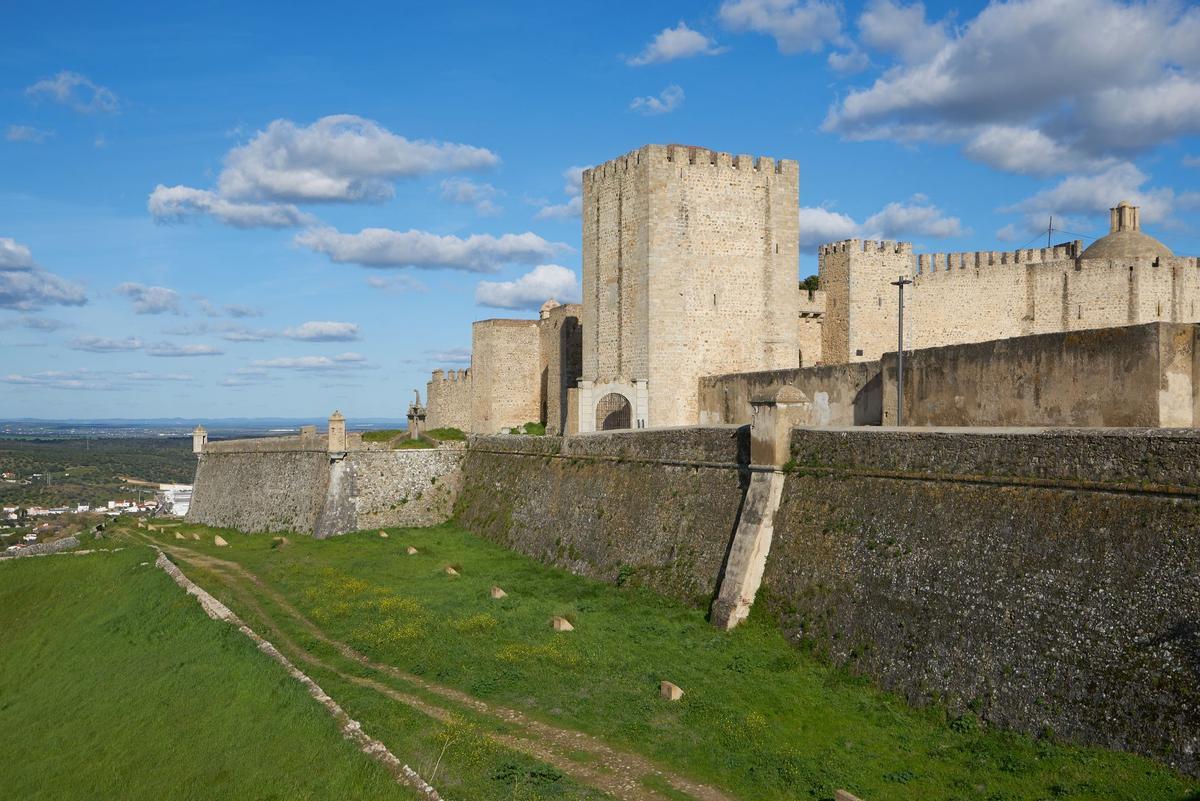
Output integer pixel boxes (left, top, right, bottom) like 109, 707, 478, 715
630, 85, 685, 115
25, 71, 119, 113
1000, 161, 1198, 237
824, 0, 1200, 174
295, 227, 567, 272
475, 264, 581, 310
440, 177, 502, 216
627, 22, 727, 66
218, 115, 499, 203
0, 237, 88, 311
115, 282, 182, 315
148, 185, 314, 229
719, 0, 844, 54
282, 320, 360, 341
799, 196, 965, 248
535, 166, 589, 220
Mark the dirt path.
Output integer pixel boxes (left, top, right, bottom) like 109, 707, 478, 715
127, 532, 736, 801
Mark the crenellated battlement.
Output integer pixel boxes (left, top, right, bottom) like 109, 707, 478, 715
915, 241, 1082, 274
583, 144, 797, 183
818, 239, 913, 256
430, 368, 471, 384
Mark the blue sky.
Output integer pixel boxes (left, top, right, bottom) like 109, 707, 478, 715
2, 0, 1198, 419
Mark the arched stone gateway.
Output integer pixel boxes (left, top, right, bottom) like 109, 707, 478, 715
595, 392, 632, 430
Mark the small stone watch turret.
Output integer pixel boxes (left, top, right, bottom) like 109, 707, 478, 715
192, 424, 208, 454
327, 410, 346, 453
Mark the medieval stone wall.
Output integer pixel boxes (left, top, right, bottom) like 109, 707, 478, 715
187, 445, 463, 536
188, 449, 331, 533
457, 428, 748, 604
470, 318, 541, 433
820, 238, 1200, 363
426, 369, 472, 431
453, 426, 1200, 775
697, 361, 881, 426
773, 427, 1200, 775
881, 322, 1200, 427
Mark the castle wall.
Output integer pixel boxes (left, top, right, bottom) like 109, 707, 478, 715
456, 428, 748, 604
539, 303, 583, 435
426, 369, 472, 431
582, 145, 800, 428
697, 362, 881, 426
820, 238, 1200, 363
797, 289, 824, 366
187, 444, 463, 536
188, 449, 330, 533
342, 450, 463, 531
881, 322, 1200, 427
454, 427, 1200, 775
469, 318, 541, 433
773, 428, 1200, 775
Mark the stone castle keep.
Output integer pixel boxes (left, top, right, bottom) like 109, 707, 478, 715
424, 145, 1199, 434
189, 143, 1200, 777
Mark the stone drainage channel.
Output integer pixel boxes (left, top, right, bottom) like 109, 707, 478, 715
128, 530, 735, 801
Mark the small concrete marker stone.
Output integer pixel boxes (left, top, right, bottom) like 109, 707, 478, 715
835, 791, 865, 801
551, 616, 574, 632
490, 586, 507, 599
445, 566, 459, 576
191, 532, 200, 541
660, 681, 684, 701
378, 530, 389, 538
214, 535, 229, 547
175, 532, 185, 540
406, 546, 418, 555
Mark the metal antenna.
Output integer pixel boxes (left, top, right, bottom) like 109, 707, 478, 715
891, 275, 913, 426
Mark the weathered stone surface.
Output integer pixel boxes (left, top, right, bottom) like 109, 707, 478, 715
490, 586, 506, 599
457, 425, 1200, 776
457, 428, 748, 605
406, 546, 418, 555
444, 566, 458, 576
834, 791, 864, 801
880, 322, 1200, 427
0, 536, 79, 559
191, 532, 200, 541
770, 427, 1200, 776
188, 448, 463, 537
659, 681, 683, 701
551, 616, 573, 632
175, 532, 184, 540
378, 530, 388, 538
213, 535, 228, 547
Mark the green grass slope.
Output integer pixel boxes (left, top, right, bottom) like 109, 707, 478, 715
0, 548, 420, 801
141, 523, 1200, 801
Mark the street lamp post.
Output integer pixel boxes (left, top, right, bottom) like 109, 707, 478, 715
890, 275, 913, 427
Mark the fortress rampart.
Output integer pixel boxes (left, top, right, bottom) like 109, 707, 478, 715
188, 418, 463, 537
453, 425, 1200, 776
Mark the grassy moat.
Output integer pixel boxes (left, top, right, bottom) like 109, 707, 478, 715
3, 521, 1197, 801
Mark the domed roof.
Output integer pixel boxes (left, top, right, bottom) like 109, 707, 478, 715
1080, 201, 1173, 260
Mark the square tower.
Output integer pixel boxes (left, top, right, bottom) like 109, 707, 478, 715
578, 144, 800, 430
